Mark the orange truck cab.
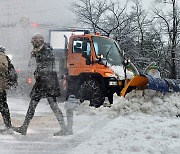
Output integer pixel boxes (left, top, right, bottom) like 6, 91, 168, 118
49, 29, 134, 107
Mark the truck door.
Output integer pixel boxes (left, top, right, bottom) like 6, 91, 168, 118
68, 37, 91, 75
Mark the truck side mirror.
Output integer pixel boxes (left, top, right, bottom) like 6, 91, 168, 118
123, 58, 131, 66
97, 54, 103, 60
96, 54, 103, 62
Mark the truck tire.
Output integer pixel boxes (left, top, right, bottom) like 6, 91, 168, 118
80, 79, 104, 108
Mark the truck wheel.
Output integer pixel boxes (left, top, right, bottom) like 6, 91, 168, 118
80, 79, 104, 108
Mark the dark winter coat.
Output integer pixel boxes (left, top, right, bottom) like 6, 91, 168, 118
30, 43, 61, 99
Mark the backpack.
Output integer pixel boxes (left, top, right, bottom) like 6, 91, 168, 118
0, 52, 18, 90
7, 57, 18, 88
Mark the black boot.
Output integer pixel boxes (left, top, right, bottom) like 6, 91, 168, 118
0, 99, 14, 134
12, 122, 29, 135
12, 113, 31, 135
0, 111, 14, 135
2, 107, 12, 129
13, 99, 38, 135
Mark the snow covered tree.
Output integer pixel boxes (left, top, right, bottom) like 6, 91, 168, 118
152, 0, 180, 79
71, 0, 129, 36
122, 0, 164, 73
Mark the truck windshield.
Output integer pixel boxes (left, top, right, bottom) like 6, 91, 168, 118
92, 36, 123, 66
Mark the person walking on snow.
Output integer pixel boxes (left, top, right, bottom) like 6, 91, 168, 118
13, 33, 68, 136
0, 46, 18, 134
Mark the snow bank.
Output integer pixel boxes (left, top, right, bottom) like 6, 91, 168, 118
70, 90, 180, 154
110, 90, 180, 118
76, 90, 180, 118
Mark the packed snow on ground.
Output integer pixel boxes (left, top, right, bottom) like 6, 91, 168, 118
0, 90, 180, 154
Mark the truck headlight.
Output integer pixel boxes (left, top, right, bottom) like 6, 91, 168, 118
104, 72, 114, 77
109, 81, 118, 85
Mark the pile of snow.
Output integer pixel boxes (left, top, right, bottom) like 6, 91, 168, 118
68, 90, 180, 154
111, 90, 180, 117
75, 90, 180, 118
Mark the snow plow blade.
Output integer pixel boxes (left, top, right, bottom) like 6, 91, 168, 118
121, 75, 148, 97
121, 75, 180, 97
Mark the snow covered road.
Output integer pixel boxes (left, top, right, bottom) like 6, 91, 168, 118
0, 91, 180, 154
0, 97, 110, 154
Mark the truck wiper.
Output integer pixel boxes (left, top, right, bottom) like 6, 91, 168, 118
105, 46, 112, 59
105, 45, 112, 66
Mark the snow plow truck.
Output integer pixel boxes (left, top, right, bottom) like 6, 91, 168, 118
50, 29, 180, 108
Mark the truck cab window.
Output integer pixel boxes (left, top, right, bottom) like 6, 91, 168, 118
73, 41, 83, 53
92, 36, 123, 66
72, 38, 91, 56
